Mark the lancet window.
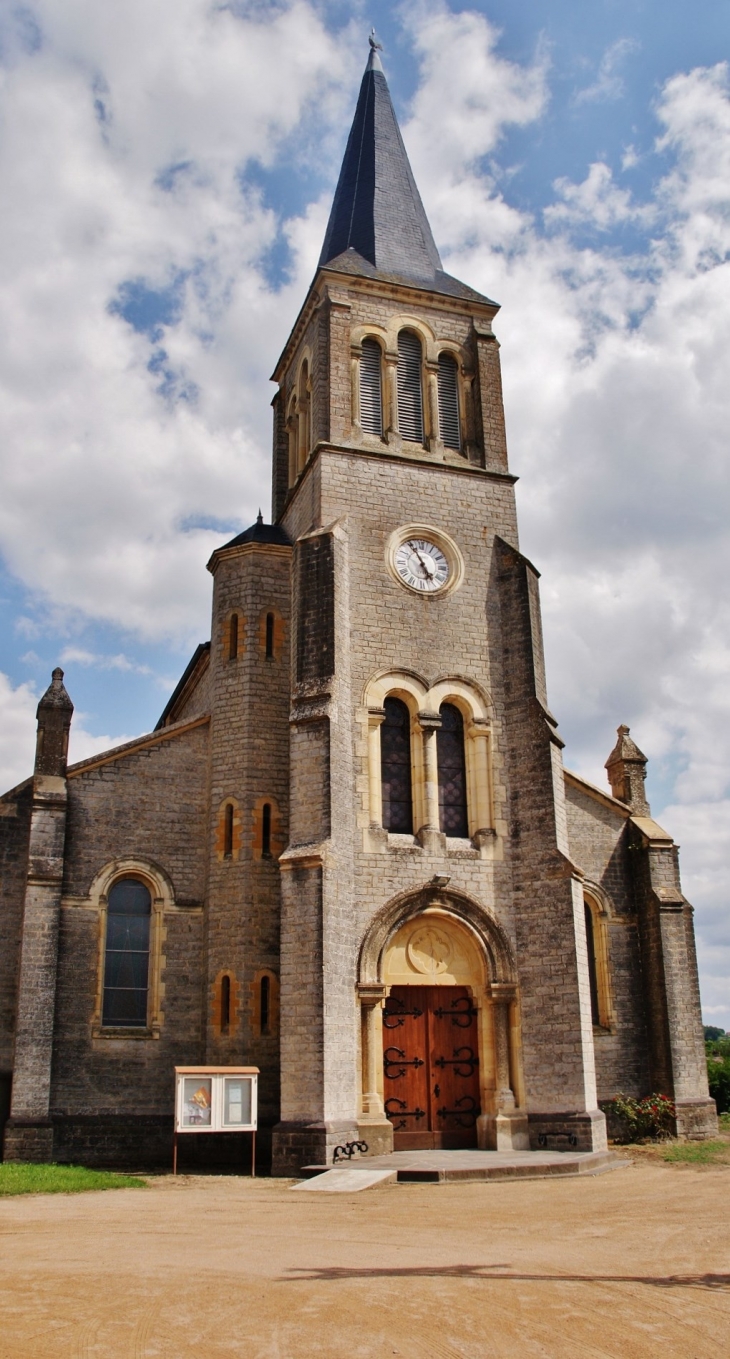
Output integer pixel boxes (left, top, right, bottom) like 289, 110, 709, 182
359, 337, 383, 435
437, 702, 468, 835
380, 696, 413, 833
102, 878, 151, 1028
437, 353, 461, 451
397, 331, 424, 443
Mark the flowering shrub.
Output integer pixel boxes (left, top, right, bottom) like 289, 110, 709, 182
604, 1093, 676, 1143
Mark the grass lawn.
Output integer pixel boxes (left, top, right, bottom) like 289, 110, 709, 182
0, 1163, 146, 1196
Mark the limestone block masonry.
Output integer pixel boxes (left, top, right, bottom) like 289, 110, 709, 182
0, 42, 716, 1170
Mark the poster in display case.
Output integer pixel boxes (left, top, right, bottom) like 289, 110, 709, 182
173, 1067, 258, 1174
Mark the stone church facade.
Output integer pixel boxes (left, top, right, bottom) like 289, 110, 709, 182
0, 44, 716, 1171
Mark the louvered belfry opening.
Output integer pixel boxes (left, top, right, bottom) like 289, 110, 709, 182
359, 337, 383, 435
437, 703, 469, 836
380, 696, 413, 833
397, 330, 424, 443
437, 353, 461, 451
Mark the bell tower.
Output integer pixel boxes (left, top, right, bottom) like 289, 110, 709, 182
270, 38, 606, 1173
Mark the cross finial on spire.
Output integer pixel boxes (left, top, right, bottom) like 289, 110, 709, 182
367, 28, 384, 72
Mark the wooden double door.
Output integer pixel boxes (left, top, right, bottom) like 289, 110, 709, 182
383, 985, 480, 1149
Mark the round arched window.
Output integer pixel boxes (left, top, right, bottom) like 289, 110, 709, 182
102, 878, 152, 1028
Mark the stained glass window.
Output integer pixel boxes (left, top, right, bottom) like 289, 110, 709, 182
437, 703, 468, 836
102, 878, 151, 1028
381, 697, 413, 833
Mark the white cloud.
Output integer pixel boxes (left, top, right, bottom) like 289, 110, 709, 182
0, 671, 135, 790
0, 0, 355, 643
574, 37, 640, 106
399, 13, 730, 1020
0, 6, 728, 1020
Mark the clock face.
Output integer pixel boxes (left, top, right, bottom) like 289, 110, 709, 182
394, 538, 449, 593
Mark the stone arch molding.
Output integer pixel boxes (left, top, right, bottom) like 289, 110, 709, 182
360, 669, 495, 847
358, 885, 516, 987
349, 316, 471, 369
88, 856, 175, 1040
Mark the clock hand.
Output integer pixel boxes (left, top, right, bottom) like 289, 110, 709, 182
409, 542, 436, 577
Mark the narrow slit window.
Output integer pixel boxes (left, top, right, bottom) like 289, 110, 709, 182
229, 613, 239, 660
360, 338, 383, 436
261, 975, 271, 1034
380, 697, 413, 834
397, 331, 424, 444
437, 703, 469, 836
102, 878, 151, 1028
584, 902, 601, 1026
265, 612, 275, 658
437, 353, 461, 451
220, 974, 231, 1034
262, 803, 272, 858
223, 803, 234, 858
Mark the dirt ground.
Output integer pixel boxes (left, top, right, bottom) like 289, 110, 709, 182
0, 1158, 728, 1359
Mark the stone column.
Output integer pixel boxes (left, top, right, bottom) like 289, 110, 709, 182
350, 347, 361, 434
4, 669, 73, 1163
367, 708, 386, 827
489, 983, 529, 1151
426, 364, 440, 451
417, 713, 445, 854
385, 354, 399, 440
357, 984, 393, 1156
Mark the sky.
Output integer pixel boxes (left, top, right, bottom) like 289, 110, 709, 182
0, 0, 729, 1028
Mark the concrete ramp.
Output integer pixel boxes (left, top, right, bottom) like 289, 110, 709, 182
291, 1167, 396, 1193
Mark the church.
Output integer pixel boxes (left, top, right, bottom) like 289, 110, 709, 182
0, 41, 716, 1172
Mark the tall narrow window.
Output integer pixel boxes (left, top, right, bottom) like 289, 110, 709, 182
102, 878, 151, 1028
229, 613, 239, 660
220, 974, 231, 1034
265, 612, 275, 658
262, 802, 272, 858
437, 703, 468, 836
437, 353, 461, 451
260, 975, 271, 1035
298, 361, 311, 471
397, 331, 424, 444
380, 697, 413, 833
360, 338, 383, 435
223, 803, 234, 859
584, 902, 601, 1026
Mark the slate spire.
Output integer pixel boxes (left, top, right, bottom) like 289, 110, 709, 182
319, 34, 443, 285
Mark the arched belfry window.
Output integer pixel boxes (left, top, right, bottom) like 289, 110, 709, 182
102, 878, 152, 1028
437, 703, 468, 836
397, 331, 424, 444
360, 338, 383, 436
437, 353, 461, 451
380, 697, 413, 833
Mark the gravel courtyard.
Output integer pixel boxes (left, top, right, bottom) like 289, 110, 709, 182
0, 1159, 727, 1358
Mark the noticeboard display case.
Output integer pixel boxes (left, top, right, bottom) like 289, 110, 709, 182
173, 1066, 259, 1176
174, 1067, 258, 1141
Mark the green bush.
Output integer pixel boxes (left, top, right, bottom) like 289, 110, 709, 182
707, 1056, 730, 1115
604, 1092, 676, 1143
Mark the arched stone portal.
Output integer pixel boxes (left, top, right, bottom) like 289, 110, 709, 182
357, 889, 529, 1153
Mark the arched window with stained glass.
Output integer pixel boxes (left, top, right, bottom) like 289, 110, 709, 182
102, 878, 152, 1028
380, 697, 413, 833
437, 703, 468, 836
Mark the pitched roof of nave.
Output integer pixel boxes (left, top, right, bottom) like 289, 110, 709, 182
318, 36, 496, 307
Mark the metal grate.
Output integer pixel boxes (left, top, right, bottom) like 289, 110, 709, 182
437, 353, 461, 451
397, 331, 424, 443
359, 338, 383, 435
